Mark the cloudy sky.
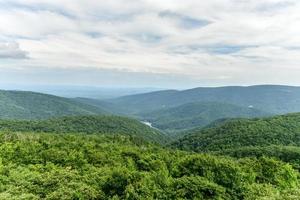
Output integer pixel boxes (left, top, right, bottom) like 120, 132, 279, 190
0, 0, 300, 88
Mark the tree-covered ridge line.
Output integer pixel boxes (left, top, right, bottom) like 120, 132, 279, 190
2, 86, 300, 139
0, 115, 167, 144
110, 85, 300, 115
0, 90, 107, 120
0, 132, 298, 199
171, 112, 300, 159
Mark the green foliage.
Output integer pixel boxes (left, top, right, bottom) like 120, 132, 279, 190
170, 112, 300, 195
0, 90, 106, 119
217, 145, 300, 170
172, 113, 300, 152
0, 132, 297, 199
0, 115, 167, 144
170, 176, 228, 199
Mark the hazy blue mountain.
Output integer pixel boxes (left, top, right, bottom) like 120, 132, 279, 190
0, 90, 107, 119
140, 102, 269, 133
0, 85, 163, 99
111, 90, 179, 114
111, 85, 300, 114
74, 97, 128, 115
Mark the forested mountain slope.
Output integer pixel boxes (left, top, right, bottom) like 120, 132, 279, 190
0, 90, 107, 119
0, 115, 167, 144
172, 113, 300, 152
111, 85, 300, 114
74, 97, 128, 115
141, 102, 269, 133
171, 113, 300, 169
0, 132, 298, 199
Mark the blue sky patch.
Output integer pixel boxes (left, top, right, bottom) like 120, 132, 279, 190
159, 11, 211, 29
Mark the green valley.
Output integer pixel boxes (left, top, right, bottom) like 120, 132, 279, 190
140, 102, 269, 134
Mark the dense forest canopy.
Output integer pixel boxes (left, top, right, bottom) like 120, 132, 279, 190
0, 132, 298, 199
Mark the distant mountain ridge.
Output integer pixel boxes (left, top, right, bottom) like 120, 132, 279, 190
0, 90, 107, 119
111, 85, 300, 114
3, 85, 300, 137
0, 85, 162, 99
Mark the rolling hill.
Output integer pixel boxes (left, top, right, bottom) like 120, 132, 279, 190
110, 85, 300, 115
0, 90, 107, 119
140, 102, 269, 133
171, 113, 300, 169
171, 113, 300, 152
0, 115, 167, 144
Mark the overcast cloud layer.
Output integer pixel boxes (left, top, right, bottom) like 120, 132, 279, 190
0, 0, 300, 88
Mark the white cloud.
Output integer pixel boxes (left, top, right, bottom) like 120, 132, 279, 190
0, 0, 300, 86
0, 41, 28, 59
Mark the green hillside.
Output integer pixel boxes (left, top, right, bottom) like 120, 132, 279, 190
0, 131, 298, 199
170, 113, 300, 169
111, 85, 300, 114
110, 90, 178, 114
172, 113, 300, 152
74, 97, 128, 115
0, 90, 107, 119
141, 102, 269, 133
0, 115, 167, 144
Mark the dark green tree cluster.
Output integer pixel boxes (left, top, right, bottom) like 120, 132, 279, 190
0, 132, 298, 199
215, 145, 300, 170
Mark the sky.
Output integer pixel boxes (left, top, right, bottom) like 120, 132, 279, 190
0, 0, 300, 88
